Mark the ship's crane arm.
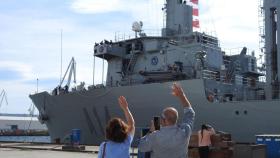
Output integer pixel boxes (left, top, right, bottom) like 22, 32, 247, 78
0, 90, 8, 108
59, 57, 76, 88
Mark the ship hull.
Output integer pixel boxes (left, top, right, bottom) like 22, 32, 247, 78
30, 79, 280, 145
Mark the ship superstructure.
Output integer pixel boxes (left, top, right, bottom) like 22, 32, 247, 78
30, 0, 280, 145
94, 0, 266, 103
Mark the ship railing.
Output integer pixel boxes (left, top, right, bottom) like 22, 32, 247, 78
222, 47, 254, 56
234, 76, 255, 86
114, 29, 162, 42
48, 81, 96, 95
200, 43, 221, 51
200, 36, 219, 47
48, 79, 148, 95
195, 29, 218, 39
105, 78, 144, 87
202, 70, 219, 79
202, 69, 265, 86
142, 29, 162, 36
182, 33, 221, 50
121, 78, 144, 86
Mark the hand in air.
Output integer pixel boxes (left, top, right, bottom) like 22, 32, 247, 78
118, 96, 129, 110
172, 83, 185, 97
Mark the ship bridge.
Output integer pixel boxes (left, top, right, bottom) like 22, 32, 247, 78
94, 43, 126, 60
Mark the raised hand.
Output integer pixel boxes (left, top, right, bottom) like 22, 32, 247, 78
118, 96, 128, 110
118, 96, 135, 134
172, 83, 191, 107
172, 83, 185, 97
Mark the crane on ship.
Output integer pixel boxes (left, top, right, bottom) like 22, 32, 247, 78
0, 89, 8, 109
52, 57, 76, 95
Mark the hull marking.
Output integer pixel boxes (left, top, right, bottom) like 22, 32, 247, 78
83, 108, 98, 135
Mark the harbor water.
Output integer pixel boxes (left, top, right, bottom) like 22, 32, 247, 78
0, 136, 50, 143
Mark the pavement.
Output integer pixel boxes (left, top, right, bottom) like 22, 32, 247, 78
0, 148, 97, 158
0, 142, 138, 158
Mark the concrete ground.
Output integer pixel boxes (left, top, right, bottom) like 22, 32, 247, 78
0, 148, 97, 158
0, 142, 138, 158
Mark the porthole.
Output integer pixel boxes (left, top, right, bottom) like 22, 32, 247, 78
235, 111, 239, 115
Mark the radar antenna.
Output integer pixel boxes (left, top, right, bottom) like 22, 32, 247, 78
132, 21, 143, 38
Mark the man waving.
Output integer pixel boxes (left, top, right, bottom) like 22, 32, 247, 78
139, 83, 195, 158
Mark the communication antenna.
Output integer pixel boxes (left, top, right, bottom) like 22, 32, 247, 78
102, 54, 104, 85
93, 54, 96, 86
60, 29, 63, 83
36, 78, 39, 93
162, 1, 167, 28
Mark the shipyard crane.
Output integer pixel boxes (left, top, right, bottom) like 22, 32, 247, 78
0, 89, 8, 109
59, 57, 76, 90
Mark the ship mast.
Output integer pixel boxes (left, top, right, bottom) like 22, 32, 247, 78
264, 0, 280, 99
60, 29, 63, 84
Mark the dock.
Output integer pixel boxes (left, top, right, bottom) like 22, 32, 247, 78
0, 142, 138, 158
0, 148, 95, 158
0, 140, 267, 158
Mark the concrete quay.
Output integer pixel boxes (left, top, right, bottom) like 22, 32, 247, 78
0, 142, 138, 158
0, 148, 97, 158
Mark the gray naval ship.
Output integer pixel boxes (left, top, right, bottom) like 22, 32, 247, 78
30, 0, 280, 145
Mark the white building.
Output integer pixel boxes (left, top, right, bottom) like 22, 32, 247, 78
0, 116, 47, 131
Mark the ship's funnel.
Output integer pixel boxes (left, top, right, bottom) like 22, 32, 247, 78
162, 0, 193, 36
264, 0, 280, 99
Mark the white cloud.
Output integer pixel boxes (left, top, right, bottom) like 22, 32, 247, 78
199, 0, 259, 52
71, 0, 121, 14
0, 61, 35, 81
71, 0, 260, 52
71, 0, 165, 29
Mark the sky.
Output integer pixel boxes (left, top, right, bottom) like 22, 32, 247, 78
0, 0, 260, 114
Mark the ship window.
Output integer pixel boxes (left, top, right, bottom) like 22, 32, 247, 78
135, 41, 143, 51
244, 110, 248, 115
251, 59, 255, 71
126, 44, 132, 54
235, 111, 239, 115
